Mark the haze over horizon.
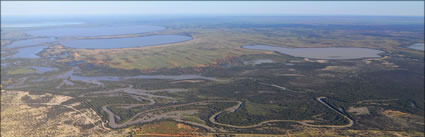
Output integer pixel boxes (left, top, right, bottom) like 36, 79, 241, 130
1, 1, 424, 17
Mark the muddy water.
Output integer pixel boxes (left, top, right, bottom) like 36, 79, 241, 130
26, 25, 165, 37
243, 59, 274, 65
407, 43, 424, 51
49, 67, 215, 87
31, 66, 58, 73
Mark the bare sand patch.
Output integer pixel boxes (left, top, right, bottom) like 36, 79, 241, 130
347, 107, 370, 115
321, 65, 358, 72
1, 90, 127, 137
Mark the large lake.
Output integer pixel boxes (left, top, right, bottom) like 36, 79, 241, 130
5, 35, 191, 58
9, 46, 48, 59
5, 25, 190, 58
2, 22, 84, 28
26, 25, 165, 37
60, 35, 192, 49
407, 43, 424, 51
243, 45, 383, 59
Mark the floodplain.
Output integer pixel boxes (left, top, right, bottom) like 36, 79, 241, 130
1, 16, 424, 136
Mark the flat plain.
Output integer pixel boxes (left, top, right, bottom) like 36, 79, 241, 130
1, 16, 424, 136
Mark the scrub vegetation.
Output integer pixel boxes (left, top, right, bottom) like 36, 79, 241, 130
1, 16, 424, 136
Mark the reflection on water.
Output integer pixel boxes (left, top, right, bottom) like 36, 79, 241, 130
1, 22, 83, 28
31, 66, 58, 73
45, 67, 216, 87
1, 63, 7, 68
407, 43, 424, 51
243, 45, 383, 59
27, 25, 165, 37
8, 46, 47, 59
243, 59, 274, 65
70, 73, 216, 82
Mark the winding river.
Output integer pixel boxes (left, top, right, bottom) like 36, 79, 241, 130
208, 97, 353, 129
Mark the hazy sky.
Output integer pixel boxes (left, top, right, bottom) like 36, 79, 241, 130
1, 1, 424, 16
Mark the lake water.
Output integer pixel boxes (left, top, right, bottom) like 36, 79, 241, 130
69, 72, 216, 82
9, 46, 48, 59
1, 22, 83, 28
26, 25, 165, 37
243, 59, 274, 65
243, 45, 383, 59
407, 43, 424, 51
5, 34, 190, 58
1, 63, 7, 68
7, 38, 56, 48
69, 74, 215, 86
5, 35, 191, 58
125, 75, 216, 81
46, 67, 216, 87
31, 66, 58, 73
60, 35, 192, 49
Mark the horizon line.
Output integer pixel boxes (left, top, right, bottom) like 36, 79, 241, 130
2, 14, 424, 17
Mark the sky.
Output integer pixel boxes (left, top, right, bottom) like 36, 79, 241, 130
1, 1, 424, 16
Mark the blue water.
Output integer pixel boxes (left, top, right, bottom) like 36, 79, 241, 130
31, 66, 58, 73
45, 67, 215, 86
243, 45, 383, 59
26, 25, 165, 37
243, 59, 274, 65
1, 63, 7, 68
6, 38, 56, 48
5, 35, 191, 58
1, 22, 83, 28
407, 43, 424, 51
60, 35, 192, 49
9, 46, 47, 59
68, 73, 215, 87
69, 73, 215, 86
